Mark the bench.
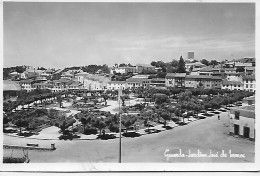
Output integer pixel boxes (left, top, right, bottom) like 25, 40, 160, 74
27, 143, 39, 147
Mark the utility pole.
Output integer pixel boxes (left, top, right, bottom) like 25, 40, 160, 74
118, 86, 123, 163
119, 113, 122, 163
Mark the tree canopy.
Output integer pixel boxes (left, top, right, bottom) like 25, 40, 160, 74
177, 56, 186, 73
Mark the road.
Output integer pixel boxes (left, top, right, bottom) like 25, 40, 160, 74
3, 111, 254, 163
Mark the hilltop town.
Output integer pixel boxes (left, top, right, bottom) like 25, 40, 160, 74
3, 54, 256, 94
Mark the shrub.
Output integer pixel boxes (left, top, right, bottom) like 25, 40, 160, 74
122, 132, 141, 138
97, 134, 116, 140
84, 127, 98, 135
3, 157, 27, 163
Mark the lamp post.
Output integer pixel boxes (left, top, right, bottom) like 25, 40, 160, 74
118, 86, 123, 163
119, 113, 122, 163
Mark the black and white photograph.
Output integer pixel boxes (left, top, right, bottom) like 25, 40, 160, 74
1, 0, 259, 172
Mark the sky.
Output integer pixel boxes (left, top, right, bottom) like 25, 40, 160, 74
3, 2, 255, 68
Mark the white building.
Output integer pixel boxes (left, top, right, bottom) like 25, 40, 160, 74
221, 79, 243, 91
19, 79, 34, 92
229, 105, 255, 140
226, 73, 243, 82
243, 75, 255, 92
165, 73, 186, 88
110, 66, 137, 74
75, 72, 110, 91
107, 81, 127, 90
126, 77, 149, 89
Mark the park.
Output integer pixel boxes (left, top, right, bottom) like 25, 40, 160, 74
3, 87, 255, 163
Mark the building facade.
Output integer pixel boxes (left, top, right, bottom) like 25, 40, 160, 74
221, 79, 243, 91
243, 75, 255, 92
136, 64, 156, 74
165, 73, 186, 88
229, 105, 255, 140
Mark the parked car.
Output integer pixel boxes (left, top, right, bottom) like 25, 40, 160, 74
198, 114, 207, 119
206, 112, 215, 116
200, 110, 206, 113
219, 108, 227, 112
212, 110, 221, 114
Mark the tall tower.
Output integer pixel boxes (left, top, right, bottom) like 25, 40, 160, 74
187, 52, 194, 60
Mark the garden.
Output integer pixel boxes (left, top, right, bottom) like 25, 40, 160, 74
3, 87, 254, 140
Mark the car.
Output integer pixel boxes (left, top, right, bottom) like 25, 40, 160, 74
206, 112, 215, 116
219, 108, 227, 112
200, 110, 206, 113
212, 110, 221, 114
198, 114, 207, 119
235, 103, 242, 106
202, 113, 213, 117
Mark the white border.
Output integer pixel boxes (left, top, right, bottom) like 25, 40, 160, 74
0, 0, 259, 172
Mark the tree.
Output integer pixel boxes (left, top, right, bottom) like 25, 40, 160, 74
189, 66, 194, 72
201, 59, 209, 66
154, 93, 169, 105
120, 96, 125, 107
144, 110, 153, 133
59, 121, 67, 135
3, 116, 9, 126
174, 109, 181, 121
194, 105, 202, 118
177, 56, 186, 73
161, 112, 170, 127
119, 63, 127, 67
80, 117, 91, 132
236, 67, 245, 72
171, 59, 179, 67
57, 95, 62, 108
37, 67, 46, 70
209, 60, 218, 66
93, 118, 107, 135
121, 116, 136, 133
151, 61, 157, 67
15, 119, 29, 135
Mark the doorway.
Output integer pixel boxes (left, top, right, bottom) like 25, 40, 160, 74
234, 124, 239, 135
243, 126, 250, 138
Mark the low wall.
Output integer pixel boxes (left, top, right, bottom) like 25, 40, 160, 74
3, 144, 56, 151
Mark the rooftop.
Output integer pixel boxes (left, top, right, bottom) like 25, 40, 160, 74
199, 67, 215, 72
126, 77, 149, 82
20, 79, 34, 83
230, 105, 255, 119
3, 80, 21, 91
243, 96, 255, 101
222, 79, 243, 85
243, 75, 255, 80
166, 73, 186, 78
109, 81, 126, 84
186, 75, 222, 80
136, 64, 155, 67
238, 105, 255, 111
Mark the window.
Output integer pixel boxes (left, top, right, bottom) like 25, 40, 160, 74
235, 111, 240, 120
246, 79, 248, 83
246, 85, 248, 88
250, 85, 253, 88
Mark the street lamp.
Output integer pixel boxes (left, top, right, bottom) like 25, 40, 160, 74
118, 86, 123, 163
